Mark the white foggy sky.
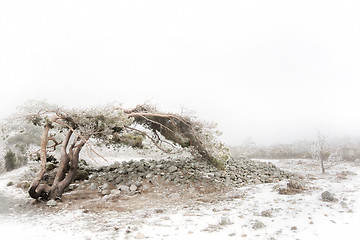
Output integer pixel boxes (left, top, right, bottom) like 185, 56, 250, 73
1, 0, 360, 145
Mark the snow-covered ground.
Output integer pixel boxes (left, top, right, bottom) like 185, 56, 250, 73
1, 158, 360, 240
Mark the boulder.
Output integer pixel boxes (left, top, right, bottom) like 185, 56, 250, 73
74, 169, 89, 181
253, 220, 265, 230
321, 191, 337, 202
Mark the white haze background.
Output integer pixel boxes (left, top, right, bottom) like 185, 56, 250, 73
1, 0, 360, 145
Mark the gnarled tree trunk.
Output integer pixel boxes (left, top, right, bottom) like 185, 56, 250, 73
28, 127, 86, 200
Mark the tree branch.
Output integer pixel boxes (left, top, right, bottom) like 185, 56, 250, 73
124, 126, 172, 154
53, 119, 108, 163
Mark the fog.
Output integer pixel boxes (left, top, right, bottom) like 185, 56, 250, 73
1, 0, 360, 145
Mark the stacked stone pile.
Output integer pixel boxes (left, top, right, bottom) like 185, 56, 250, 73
82, 157, 292, 195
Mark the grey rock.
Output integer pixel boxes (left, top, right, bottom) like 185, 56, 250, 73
109, 161, 120, 171
168, 165, 178, 173
68, 184, 78, 191
75, 169, 89, 181
119, 185, 130, 192
261, 209, 272, 217
253, 220, 265, 230
321, 191, 336, 202
114, 176, 123, 184
129, 184, 137, 192
89, 183, 97, 191
46, 200, 57, 207
101, 189, 111, 196
134, 181, 142, 187
154, 208, 165, 214
219, 217, 232, 226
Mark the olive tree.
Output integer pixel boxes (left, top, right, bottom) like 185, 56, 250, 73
4, 101, 229, 200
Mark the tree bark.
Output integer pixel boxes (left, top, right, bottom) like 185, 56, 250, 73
28, 123, 52, 199
49, 138, 85, 199
29, 126, 86, 200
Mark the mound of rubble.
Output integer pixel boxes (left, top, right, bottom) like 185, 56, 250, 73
78, 157, 292, 196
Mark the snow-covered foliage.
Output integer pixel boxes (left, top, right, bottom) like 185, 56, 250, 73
2, 100, 229, 169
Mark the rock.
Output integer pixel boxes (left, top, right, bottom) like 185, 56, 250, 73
321, 191, 337, 202
16, 181, 30, 190
253, 220, 265, 230
101, 189, 111, 196
291, 226, 298, 231
109, 161, 120, 171
337, 173, 347, 179
168, 165, 178, 173
154, 208, 165, 214
106, 174, 115, 182
89, 183, 97, 191
68, 184, 78, 191
46, 162, 56, 171
279, 180, 305, 195
261, 209, 272, 217
135, 232, 145, 239
287, 179, 305, 189
46, 200, 57, 207
101, 183, 109, 190
219, 217, 232, 226
110, 189, 121, 197
119, 185, 130, 192
74, 169, 89, 181
114, 176, 123, 184
129, 184, 137, 192
134, 182, 142, 187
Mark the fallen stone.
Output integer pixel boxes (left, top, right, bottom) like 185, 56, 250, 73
321, 191, 336, 202
253, 220, 265, 230
114, 176, 123, 184
219, 217, 232, 226
337, 173, 347, 179
261, 209, 272, 217
74, 169, 89, 181
102, 189, 111, 196
89, 183, 97, 191
119, 185, 130, 192
135, 232, 145, 239
169, 165, 178, 173
46, 200, 57, 207
129, 184, 137, 192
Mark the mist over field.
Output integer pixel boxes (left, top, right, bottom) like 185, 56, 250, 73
1, 0, 360, 146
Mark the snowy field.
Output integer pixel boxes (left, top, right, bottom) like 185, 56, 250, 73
1, 158, 360, 240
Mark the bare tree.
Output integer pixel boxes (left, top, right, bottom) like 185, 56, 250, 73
3, 102, 229, 200
311, 131, 342, 173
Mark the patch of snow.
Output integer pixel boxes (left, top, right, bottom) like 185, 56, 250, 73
1, 159, 360, 239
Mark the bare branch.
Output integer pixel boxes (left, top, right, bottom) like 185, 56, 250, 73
53, 119, 108, 163
124, 126, 172, 154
